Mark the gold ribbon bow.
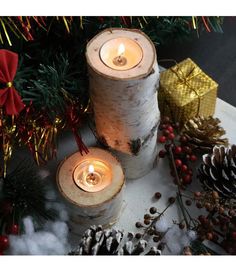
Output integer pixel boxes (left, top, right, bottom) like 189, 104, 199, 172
170, 63, 202, 115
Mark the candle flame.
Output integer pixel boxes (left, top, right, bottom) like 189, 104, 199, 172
118, 43, 125, 56
88, 164, 95, 174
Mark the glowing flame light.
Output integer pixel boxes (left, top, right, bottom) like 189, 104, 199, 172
118, 43, 125, 56
88, 164, 95, 174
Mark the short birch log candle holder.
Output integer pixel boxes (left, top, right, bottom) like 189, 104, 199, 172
56, 147, 125, 235
86, 28, 160, 179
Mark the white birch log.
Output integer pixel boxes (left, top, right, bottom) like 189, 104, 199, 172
56, 148, 125, 236
86, 28, 160, 179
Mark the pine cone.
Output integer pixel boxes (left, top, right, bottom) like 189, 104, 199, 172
69, 225, 161, 255
181, 116, 228, 152
198, 145, 236, 199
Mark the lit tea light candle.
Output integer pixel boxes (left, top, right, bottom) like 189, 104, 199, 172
100, 37, 143, 70
73, 160, 112, 193
56, 147, 125, 235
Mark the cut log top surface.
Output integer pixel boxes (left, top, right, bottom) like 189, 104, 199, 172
56, 148, 125, 207
86, 28, 156, 80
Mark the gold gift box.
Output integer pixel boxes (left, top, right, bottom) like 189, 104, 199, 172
158, 58, 218, 126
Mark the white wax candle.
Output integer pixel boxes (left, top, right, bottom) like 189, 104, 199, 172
100, 37, 143, 70
73, 159, 112, 193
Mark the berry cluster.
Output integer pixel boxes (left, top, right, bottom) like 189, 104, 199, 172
134, 192, 176, 252
184, 190, 236, 254
158, 117, 197, 187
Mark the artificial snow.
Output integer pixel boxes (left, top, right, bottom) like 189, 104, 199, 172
155, 217, 170, 233
8, 188, 70, 255
162, 225, 197, 254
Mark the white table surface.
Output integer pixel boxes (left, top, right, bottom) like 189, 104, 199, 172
44, 97, 236, 254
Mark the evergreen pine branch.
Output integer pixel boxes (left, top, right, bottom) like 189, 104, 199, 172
1, 158, 57, 226
14, 52, 89, 117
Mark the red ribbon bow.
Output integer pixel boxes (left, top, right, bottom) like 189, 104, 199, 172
0, 49, 25, 115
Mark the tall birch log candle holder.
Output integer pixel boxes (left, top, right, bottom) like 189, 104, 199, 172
56, 147, 125, 235
86, 28, 160, 179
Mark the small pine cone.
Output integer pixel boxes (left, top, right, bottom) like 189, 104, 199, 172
198, 145, 236, 199
181, 116, 228, 152
69, 225, 161, 255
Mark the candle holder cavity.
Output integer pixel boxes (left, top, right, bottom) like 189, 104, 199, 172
56, 147, 125, 236
86, 28, 160, 179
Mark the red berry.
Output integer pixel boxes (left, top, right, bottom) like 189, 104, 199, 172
160, 124, 167, 130
181, 164, 188, 172
173, 122, 180, 129
183, 146, 192, 154
180, 135, 188, 143
164, 143, 171, 151
163, 129, 170, 136
158, 149, 166, 158
190, 155, 197, 162
194, 191, 202, 198
182, 174, 192, 184
174, 146, 182, 154
158, 136, 166, 143
162, 116, 170, 123
186, 154, 190, 160
198, 215, 206, 224
0, 236, 9, 251
168, 133, 175, 140
206, 232, 213, 240
187, 169, 193, 175
167, 126, 174, 133
6, 224, 19, 235
175, 159, 182, 167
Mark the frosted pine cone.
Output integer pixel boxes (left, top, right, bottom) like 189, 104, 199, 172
181, 116, 228, 152
69, 225, 161, 255
198, 145, 236, 199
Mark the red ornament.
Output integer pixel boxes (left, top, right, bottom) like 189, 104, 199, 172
0, 49, 25, 115
182, 174, 192, 184
168, 133, 175, 140
175, 159, 182, 168
190, 155, 197, 162
0, 236, 9, 251
6, 224, 19, 235
158, 136, 167, 143
174, 146, 182, 154
158, 149, 166, 158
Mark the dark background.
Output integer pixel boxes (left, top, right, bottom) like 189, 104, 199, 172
158, 17, 236, 107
